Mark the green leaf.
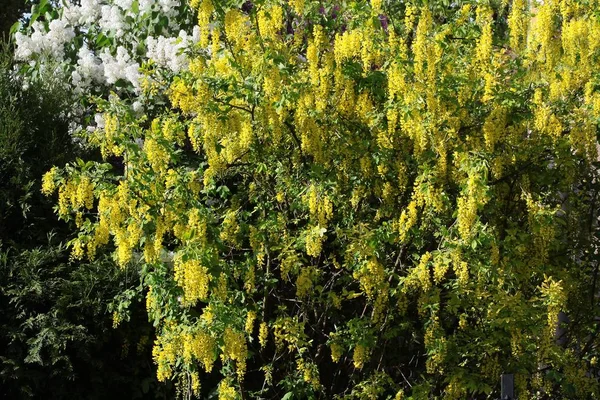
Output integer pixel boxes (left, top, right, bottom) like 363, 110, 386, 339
9, 21, 21, 36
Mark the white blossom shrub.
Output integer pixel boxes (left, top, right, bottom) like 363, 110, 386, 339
14, 0, 198, 129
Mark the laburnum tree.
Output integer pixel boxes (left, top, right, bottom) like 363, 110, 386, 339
37, 0, 600, 399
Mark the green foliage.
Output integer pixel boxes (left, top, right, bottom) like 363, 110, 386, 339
0, 41, 172, 399
0, 41, 72, 245
0, 241, 170, 399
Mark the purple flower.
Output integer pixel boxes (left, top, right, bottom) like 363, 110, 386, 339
332, 5, 340, 19
241, 1, 254, 13
379, 14, 389, 31
319, 5, 339, 19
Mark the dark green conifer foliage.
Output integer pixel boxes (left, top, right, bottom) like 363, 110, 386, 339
0, 42, 172, 399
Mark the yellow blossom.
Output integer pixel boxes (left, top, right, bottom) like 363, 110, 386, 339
245, 311, 256, 335
259, 322, 268, 348
353, 344, 369, 369
41, 166, 59, 196
223, 328, 248, 378
174, 258, 211, 305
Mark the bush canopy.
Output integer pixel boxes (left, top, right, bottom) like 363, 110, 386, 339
17, 0, 600, 398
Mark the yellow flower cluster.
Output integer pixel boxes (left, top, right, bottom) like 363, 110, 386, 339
214, 272, 228, 301
257, 5, 283, 41
145, 137, 169, 173
186, 330, 217, 372
403, 252, 433, 292
259, 322, 268, 348
432, 255, 449, 284
190, 372, 201, 396
153, 331, 180, 382
404, 4, 417, 31
540, 275, 566, 329
456, 168, 489, 241
524, 193, 558, 262
287, 0, 304, 15
187, 208, 208, 244
249, 226, 266, 266
424, 317, 447, 374
98, 113, 123, 158
305, 225, 326, 257
174, 258, 211, 305
41, 166, 59, 196
146, 285, 158, 314
353, 258, 385, 299
195, 0, 213, 47
296, 267, 315, 298
222, 328, 247, 378
371, 0, 382, 14
224, 9, 250, 48
530, 1, 559, 68
508, 0, 528, 50
56, 175, 95, 219
70, 238, 85, 260
263, 66, 282, 105
297, 358, 320, 388
220, 209, 240, 244
482, 107, 507, 153
218, 378, 238, 400
307, 29, 320, 87
475, 5, 493, 70
334, 29, 362, 66
397, 200, 418, 242
387, 61, 406, 102
169, 80, 196, 114
444, 377, 466, 400
453, 259, 469, 288
413, 8, 432, 80
456, 196, 477, 241
77, 176, 94, 209
245, 311, 256, 335
306, 184, 333, 226
353, 344, 369, 369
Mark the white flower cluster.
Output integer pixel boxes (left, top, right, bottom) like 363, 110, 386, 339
14, 0, 196, 96
14, 20, 75, 61
62, 0, 101, 26
146, 27, 200, 74
100, 47, 141, 91
71, 46, 104, 93
100, 5, 129, 38
114, 0, 134, 10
